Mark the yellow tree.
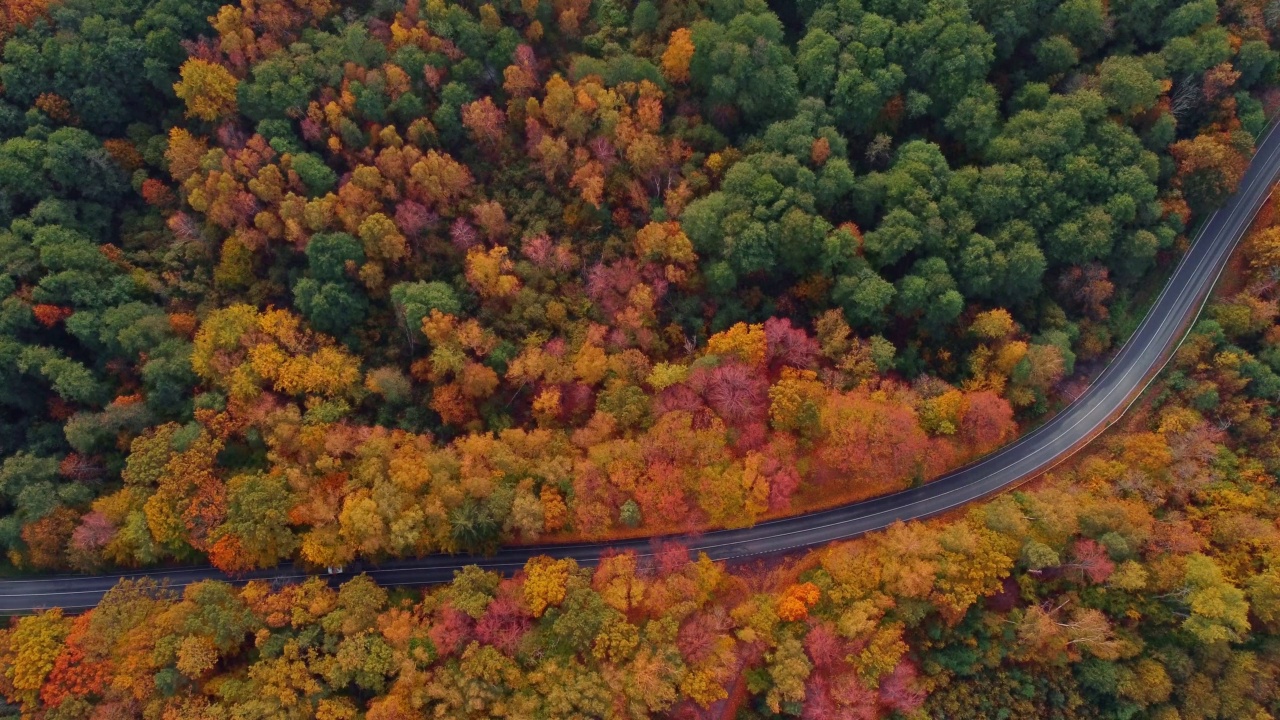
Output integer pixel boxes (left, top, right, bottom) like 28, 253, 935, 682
634, 221, 696, 265
661, 28, 694, 84
1183, 553, 1251, 644
523, 556, 576, 617
592, 552, 647, 613
764, 634, 812, 713
1247, 567, 1280, 632
680, 668, 729, 708
705, 322, 767, 366
176, 636, 220, 679
933, 519, 1016, 621
166, 128, 210, 183
0, 610, 70, 710
1248, 225, 1280, 270
969, 308, 1016, 340
768, 368, 825, 433
465, 246, 521, 299
174, 59, 240, 121
856, 623, 908, 683
338, 491, 388, 557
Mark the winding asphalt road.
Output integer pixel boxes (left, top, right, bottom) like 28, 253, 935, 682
5, 123, 1280, 614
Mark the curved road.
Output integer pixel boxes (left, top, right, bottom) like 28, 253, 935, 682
6, 123, 1280, 614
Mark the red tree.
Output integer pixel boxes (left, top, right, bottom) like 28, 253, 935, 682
764, 317, 819, 372
698, 363, 769, 427
959, 391, 1016, 453
474, 595, 531, 656
427, 604, 474, 657
1071, 539, 1115, 584
878, 660, 927, 714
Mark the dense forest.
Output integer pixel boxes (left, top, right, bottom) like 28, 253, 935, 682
5, 0, 1280, 716
6, 208, 1280, 717
2, 0, 1277, 573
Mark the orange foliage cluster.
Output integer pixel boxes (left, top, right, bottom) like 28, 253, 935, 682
12, 361, 1280, 718
13, 2, 1056, 574
31, 304, 72, 328
0, 0, 52, 44
211, 0, 336, 71
44, 300, 1019, 575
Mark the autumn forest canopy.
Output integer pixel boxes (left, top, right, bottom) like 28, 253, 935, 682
1, 0, 1274, 574
5, 0, 1280, 717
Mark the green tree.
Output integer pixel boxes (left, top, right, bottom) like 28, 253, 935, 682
390, 281, 462, 340
689, 2, 799, 127
212, 473, 299, 570
892, 0, 995, 117
895, 257, 965, 335
1051, 0, 1108, 55
1097, 55, 1164, 117
834, 267, 896, 330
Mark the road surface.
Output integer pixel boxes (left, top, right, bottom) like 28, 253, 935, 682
5, 122, 1280, 614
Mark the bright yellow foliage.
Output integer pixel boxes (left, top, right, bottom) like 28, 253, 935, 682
176, 635, 220, 678
706, 322, 767, 366
646, 362, 689, 390
532, 387, 561, 424
987, 341, 1025, 378
919, 389, 969, 436
970, 308, 1016, 339
679, 668, 728, 708
934, 521, 1016, 619
523, 556, 576, 617
465, 246, 521, 298
856, 623, 907, 683
2, 609, 69, 709
166, 127, 209, 183
174, 59, 239, 121
192, 304, 257, 379
339, 492, 387, 556
193, 304, 362, 400
283, 346, 361, 397
1249, 225, 1280, 269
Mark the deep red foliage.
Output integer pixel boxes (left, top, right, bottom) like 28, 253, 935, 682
474, 595, 531, 656
586, 260, 644, 318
